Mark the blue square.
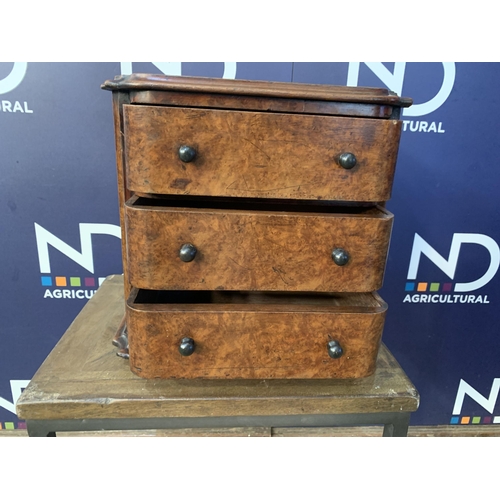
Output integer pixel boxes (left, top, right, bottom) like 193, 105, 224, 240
41, 276, 52, 286
450, 416, 459, 425
405, 282, 415, 292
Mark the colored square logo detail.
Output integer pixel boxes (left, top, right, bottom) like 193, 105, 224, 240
98, 277, 106, 286
70, 277, 81, 287
417, 282, 428, 292
41, 276, 52, 286
0, 423, 2, 429
472, 417, 481, 424
4, 422, 14, 430
483, 416, 492, 424
493, 416, 500, 424
84, 277, 95, 287
405, 282, 415, 292
55, 276, 67, 287
443, 283, 453, 292
450, 416, 459, 424
17, 422, 26, 429
430, 283, 440, 292
461, 416, 471, 424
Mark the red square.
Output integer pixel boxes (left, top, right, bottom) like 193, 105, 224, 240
84, 277, 95, 287
483, 416, 492, 424
443, 283, 453, 292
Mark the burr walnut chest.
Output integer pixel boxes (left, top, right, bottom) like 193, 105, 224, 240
102, 73, 411, 380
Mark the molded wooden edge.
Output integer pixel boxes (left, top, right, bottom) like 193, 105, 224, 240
16, 392, 419, 420
102, 74, 413, 107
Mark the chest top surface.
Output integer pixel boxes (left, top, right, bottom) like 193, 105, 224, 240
102, 73, 412, 108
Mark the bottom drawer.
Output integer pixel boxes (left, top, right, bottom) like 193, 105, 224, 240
126, 289, 387, 379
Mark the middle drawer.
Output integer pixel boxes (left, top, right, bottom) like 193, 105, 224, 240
125, 196, 393, 293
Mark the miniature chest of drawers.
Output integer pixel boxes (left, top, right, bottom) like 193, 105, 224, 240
102, 74, 411, 380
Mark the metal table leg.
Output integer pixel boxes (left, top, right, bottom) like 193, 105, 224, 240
26, 411, 412, 437
382, 413, 411, 437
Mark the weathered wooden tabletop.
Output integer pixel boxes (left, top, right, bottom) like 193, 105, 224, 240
16, 275, 419, 421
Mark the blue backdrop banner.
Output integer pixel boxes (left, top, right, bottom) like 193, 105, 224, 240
1, 62, 499, 429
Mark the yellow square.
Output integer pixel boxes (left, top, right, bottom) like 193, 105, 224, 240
55, 276, 67, 287
461, 416, 470, 424
417, 282, 428, 292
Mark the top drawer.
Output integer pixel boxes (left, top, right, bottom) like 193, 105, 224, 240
123, 105, 402, 202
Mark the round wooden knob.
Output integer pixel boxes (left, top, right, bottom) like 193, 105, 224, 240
338, 152, 357, 169
327, 340, 343, 359
179, 243, 197, 262
178, 145, 197, 162
179, 337, 195, 356
331, 248, 349, 266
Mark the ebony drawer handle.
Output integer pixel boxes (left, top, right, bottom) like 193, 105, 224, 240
338, 152, 357, 169
331, 248, 349, 266
179, 243, 197, 262
179, 337, 195, 356
327, 340, 344, 359
178, 145, 197, 163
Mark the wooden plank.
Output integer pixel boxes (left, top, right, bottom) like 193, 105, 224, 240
273, 425, 500, 437
57, 427, 272, 437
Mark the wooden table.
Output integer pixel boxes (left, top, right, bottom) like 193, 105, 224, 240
16, 275, 419, 437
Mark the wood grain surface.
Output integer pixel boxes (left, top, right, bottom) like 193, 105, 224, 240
15, 276, 419, 421
127, 288, 387, 379
125, 198, 393, 292
124, 105, 402, 201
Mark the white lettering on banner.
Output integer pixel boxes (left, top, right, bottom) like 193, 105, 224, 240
43, 289, 96, 299
0, 62, 27, 94
403, 294, 490, 304
120, 62, 237, 79
402, 120, 445, 133
1, 100, 33, 113
453, 379, 500, 415
0, 380, 31, 415
407, 233, 500, 292
35, 223, 121, 274
347, 62, 456, 117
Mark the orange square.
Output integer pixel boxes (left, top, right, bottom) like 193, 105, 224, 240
55, 276, 67, 287
461, 416, 470, 424
417, 282, 428, 292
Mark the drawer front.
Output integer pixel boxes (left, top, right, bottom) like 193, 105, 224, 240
127, 289, 387, 379
124, 105, 402, 202
125, 198, 393, 292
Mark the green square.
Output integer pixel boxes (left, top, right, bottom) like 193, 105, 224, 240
5, 422, 14, 430
430, 283, 440, 292
472, 417, 481, 424
70, 277, 81, 287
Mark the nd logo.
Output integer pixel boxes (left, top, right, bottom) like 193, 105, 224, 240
0, 62, 27, 94
35, 223, 121, 274
408, 233, 500, 293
